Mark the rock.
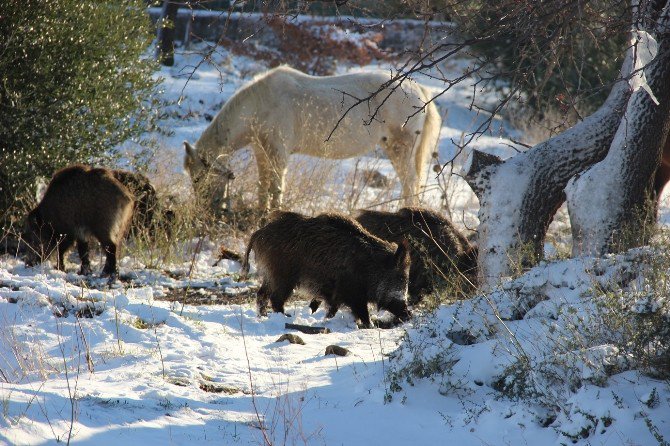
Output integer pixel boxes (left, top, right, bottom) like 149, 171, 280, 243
167, 376, 191, 387
445, 329, 477, 346
325, 345, 350, 357
199, 381, 242, 394
275, 333, 306, 345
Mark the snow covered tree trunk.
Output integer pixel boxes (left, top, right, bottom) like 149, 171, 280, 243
567, 6, 670, 256
465, 54, 634, 290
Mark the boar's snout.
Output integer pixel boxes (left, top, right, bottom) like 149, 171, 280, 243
396, 304, 412, 322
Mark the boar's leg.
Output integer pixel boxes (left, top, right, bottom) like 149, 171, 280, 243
334, 282, 372, 328
309, 298, 322, 313
257, 283, 271, 316
324, 300, 340, 319
309, 297, 340, 319
56, 236, 75, 271
350, 300, 372, 329
76, 239, 92, 276
256, 282, 293, 317
270, 284, 293, 316
100, 240, 119, 278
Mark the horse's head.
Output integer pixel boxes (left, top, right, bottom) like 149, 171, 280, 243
183, 141, 236, 216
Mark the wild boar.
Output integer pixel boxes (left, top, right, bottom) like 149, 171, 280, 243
355, 207, 477, 304
242, 211, 411, 328
22, 164, 134, 279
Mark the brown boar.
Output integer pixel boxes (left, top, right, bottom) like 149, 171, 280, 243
22, 164, 134, 279
242, 211, 411, 328
355, 207, 477, 304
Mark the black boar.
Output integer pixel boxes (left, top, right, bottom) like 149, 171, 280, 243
242, 211, 411, 328
23, 164, 134, 279
355, 207, 477, 304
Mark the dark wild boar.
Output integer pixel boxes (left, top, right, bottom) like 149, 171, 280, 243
242, 211, 411, 328
23, 164, 134, 279
355, 207, 477, 304
312, 207, 476, 311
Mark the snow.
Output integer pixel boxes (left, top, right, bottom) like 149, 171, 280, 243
629, 30, 660, 105
2, 27, 669, 446
2, 247, 669, 445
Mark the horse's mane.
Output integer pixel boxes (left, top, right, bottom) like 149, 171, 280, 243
197, 66, 298, 158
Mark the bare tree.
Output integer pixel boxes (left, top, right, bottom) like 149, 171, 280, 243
567, 4, 670, 255
463, 49, 632, 287
464, 0, 670, 288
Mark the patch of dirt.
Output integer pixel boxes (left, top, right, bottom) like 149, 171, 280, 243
198, 380, 247, 394
156, 287, 257, 306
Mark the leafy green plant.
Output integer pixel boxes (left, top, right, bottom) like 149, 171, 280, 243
0, 0, 160, 231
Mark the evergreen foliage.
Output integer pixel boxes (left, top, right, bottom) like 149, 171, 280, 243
0, 0, 160, 231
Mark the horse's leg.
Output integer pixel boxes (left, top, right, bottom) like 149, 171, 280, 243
255, 161, 271, 211
253, 142, 287, 210
382, 130, 418, 205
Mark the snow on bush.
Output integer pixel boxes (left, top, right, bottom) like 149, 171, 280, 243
388, 246, 670, 444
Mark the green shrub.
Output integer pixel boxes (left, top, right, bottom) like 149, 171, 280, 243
0, 0, 160, 232
450, 0, 628, 114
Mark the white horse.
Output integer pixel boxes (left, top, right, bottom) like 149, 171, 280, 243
184, 65, 441, 213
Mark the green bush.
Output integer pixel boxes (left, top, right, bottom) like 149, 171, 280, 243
0, 0, 160, 232
450, 0, 628, 114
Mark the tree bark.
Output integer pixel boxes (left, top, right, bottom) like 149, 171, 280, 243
567, 5, 670, 256
465, 52, 634, 290
156, 1, 180, 67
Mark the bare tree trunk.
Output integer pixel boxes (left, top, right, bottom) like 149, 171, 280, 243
156, 1, 180, 67
465, 53, 634, 289
567, 6, 670, 256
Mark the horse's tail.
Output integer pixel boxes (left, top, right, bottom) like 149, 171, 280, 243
415, 88, 442, 195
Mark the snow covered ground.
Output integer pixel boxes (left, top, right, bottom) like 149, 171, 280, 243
1, 34, 669, 446
2, 245, 669, 445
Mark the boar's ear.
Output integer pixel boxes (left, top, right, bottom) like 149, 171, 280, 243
394, 238, 411, 271
35, 177, 48, 202
184, 141, 197, 166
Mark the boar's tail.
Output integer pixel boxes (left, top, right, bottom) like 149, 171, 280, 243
241, 234, 255, 279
